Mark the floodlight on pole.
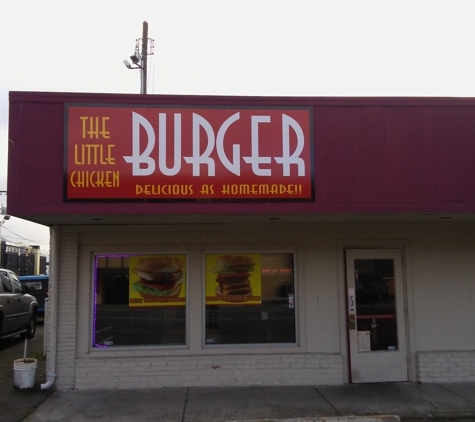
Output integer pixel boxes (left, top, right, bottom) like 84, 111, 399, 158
123, 21, 154, 94
130, 53, 141, 65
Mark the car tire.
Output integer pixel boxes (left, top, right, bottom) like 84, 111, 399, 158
24, 313, 37, 339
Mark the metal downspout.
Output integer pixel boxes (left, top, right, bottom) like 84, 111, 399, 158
41, 224, 58, 389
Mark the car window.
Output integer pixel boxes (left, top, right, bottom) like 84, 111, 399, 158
0, 271, 12, 293
9, 273, 23, 293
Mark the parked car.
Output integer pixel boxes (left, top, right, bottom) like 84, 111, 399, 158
18, 275, 48, 317
0, 268, 38, 340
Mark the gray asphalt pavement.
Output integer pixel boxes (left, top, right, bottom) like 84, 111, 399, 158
2, 325, 475, 421
17, 382, 475, 422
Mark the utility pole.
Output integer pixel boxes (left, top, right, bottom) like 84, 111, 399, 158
0, 190, 9, 268
141, 21, 148, 95
123, 21, 154, 94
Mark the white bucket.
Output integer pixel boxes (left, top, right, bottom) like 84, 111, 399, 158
13, 358, 37, 389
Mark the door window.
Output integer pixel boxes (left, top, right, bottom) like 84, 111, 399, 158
354, 259, 397, 351
0, 271, 12, 292
10, 273, 23, 293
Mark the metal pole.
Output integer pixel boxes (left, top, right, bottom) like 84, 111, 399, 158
0, 220, 5, 267
0, 191, 6, 267
0, 226, 2, 267
141, 21, 148, 94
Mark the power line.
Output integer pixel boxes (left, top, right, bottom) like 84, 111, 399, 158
0, 235, 23, 245
1, 225, 49, 244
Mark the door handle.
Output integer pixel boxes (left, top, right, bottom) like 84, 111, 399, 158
7, 299, 11, 304
348, 287, 356, 313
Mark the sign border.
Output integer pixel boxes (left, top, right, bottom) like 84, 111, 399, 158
64, 103, 315, 203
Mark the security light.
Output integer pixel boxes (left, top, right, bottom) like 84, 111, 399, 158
123, 21, 153, 94
130, 53, 141, 65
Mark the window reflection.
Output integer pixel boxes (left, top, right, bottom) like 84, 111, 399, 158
205, 253, 296, 345
93, 255, 186, 348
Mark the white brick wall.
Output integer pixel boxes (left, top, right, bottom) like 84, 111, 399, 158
74, 353, 344, 390
48, 229, 475, 389
54, 231, 79, 390
49, 231, 344, 390
417, 351, 475, 383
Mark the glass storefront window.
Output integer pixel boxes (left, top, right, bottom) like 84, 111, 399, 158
93, 254, 187, 348
204, 253, 296, 345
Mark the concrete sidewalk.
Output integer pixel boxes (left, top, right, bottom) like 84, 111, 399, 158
22, 383, 475, 422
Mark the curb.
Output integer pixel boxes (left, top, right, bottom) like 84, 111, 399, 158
229, 416, 400, 422
317, 417, 400, 422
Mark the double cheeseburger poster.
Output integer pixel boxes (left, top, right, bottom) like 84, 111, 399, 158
205, 254, 262, 305
129, 255, 186, 307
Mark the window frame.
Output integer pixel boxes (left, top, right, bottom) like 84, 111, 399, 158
91, 251, 190, 350
83, 245, 302, 357
10, 272, 23, 293
0, 270, 12, 292
202, 249, 299, 348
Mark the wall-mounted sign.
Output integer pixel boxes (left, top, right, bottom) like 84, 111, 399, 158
65, 105, 313, 201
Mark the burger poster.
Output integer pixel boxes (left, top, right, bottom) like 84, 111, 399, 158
129, 255, 186, 307
205, 254, 262, 305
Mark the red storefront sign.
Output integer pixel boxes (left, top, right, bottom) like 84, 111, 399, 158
65, 105, 313, 201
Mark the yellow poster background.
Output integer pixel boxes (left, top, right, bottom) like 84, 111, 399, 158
205, 254, 262, 305
129, 254, 186, 307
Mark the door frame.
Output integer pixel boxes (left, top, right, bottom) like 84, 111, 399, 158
337, 241, 416, 383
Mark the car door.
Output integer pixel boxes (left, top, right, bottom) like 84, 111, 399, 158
8, 272, 31, 328
0, 270, 17, 332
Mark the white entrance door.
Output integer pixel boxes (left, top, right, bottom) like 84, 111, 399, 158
346, 249, 408, 383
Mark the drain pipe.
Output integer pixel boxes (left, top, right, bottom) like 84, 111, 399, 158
41, 224, 58, 389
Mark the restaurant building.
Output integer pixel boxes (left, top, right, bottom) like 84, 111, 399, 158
7, 91, 475, 390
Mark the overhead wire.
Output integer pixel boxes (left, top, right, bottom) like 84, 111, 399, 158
1, 235, 23, 245
1, 225, 49, 245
